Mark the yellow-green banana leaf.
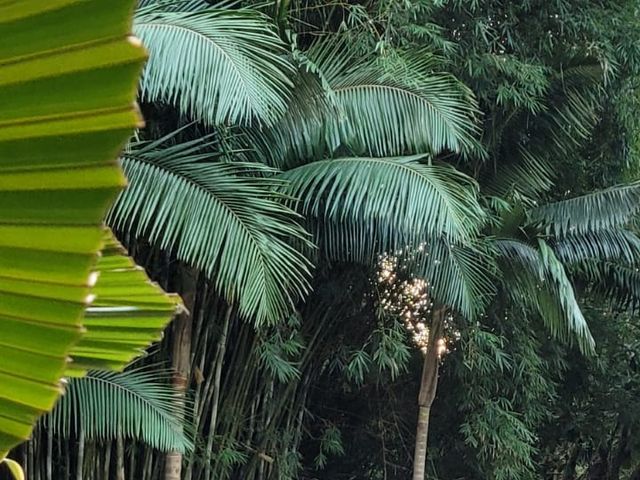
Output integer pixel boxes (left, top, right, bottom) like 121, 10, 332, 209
0, 0, 179, 456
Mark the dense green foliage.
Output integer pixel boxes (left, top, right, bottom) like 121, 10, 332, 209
8, 0, 640, 479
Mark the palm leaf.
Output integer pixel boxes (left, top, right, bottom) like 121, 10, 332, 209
309, 41, 481, 157
538, 239, 594, 353
67, 230, 181, 375
134, 5, 294, 126
108, 133, 313, 324
0, 0, 182, 461
418, 238, 496, 318
278, 156, 485, 253
277, 156, 488, 315
527, 183, 640, 236
330, 55, 481, 157
482, 147, 555, 200
240, 52, 341, 170
581, 261, 640, 311
0, 0, 148, 455
551, 229, 640, 266
494, 239, 594, 353
47, 369, 192, 452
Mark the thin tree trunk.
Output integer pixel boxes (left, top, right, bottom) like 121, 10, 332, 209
203, 306, 233, 480
103, 441, 112, 480
76, 430, 85, 480
165, 264, 198, 480
63, 436, 70, 479
46, 425, 53, 480
412, 308, 445, 480
116, 436, 125, 480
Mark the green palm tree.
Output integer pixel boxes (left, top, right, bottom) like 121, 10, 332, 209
108, 14, 493, 478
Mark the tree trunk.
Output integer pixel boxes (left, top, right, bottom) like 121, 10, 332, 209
46, 425, 53, 480
116, 436, 125, 480
103, 441, 111, 480
412, 308, 445, 480
165, 264, 198, 480
76, 430, 84, 480
203, 306, 233, 480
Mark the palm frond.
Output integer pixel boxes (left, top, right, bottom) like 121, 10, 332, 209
538, 240, 594, 353
67, 230, 181, 376
277, 156, 489, 315
482, 147, 555, 200
239, 53, 340, 170
527, 183, 640, 236
107, 133, 313, 325
272, 39, 481, 158
277, 156, 485, 260
46, 369, 192, 452
582, 261, 640, 311
494, 239, 595, 353
552, 229, 640, 266
137, 0, 218, 11
330, 54, 481, 156
134, 6, 294, 126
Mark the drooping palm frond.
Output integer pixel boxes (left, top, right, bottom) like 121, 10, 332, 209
134, 6, 294, 127
537, 240, 594, 353
581, 261, 640, 311
551, 229, 640, 266
254, 38, 481, 163
277, 156, 488, 314
494, 239, 595, 353
482, 147, 555, 200
278, 156, 485, 252
239, 53, 340, 170
107, 133, 313, 325
46, 369, 192, 452
329, 54, 482, 157
527, 183, 640, 236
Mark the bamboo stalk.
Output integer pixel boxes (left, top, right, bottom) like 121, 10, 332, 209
103, 441, 112, 480
116, 436, 125, 480
76, 429, 84, 480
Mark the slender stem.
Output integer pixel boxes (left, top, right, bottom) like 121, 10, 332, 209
116, 436, 125, 480
103, 441, 112, 480
165, 264, 198, 480
412, 308, 445, 480
76, 429, 84, 480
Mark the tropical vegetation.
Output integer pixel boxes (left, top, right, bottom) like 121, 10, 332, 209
3, 0, 640, 479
